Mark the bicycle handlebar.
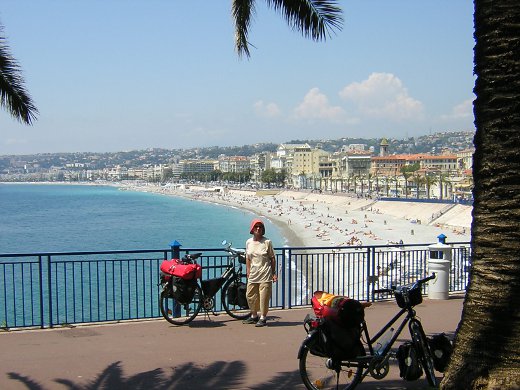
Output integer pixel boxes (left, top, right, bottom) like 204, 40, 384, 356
223, 245, 246, 266
373, 273, 436, 295
225, 246, 245, 256
420, 273, 436, 284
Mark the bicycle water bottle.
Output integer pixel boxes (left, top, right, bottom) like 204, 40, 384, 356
375, 327, 395, 355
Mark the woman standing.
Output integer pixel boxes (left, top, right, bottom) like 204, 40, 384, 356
242, 219, 277, 327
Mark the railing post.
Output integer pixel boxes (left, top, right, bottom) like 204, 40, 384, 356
38, 255, 44, 329
367, 246, 374, 302
47, 255, 53, 328
284, 246, 290, 309
169, 240, 182, 259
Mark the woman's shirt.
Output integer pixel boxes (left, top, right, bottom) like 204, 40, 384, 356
245, 237, 275, 283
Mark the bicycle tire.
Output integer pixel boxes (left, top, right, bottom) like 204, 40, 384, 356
221, 277, 250, 320
299, 346, 363, 390
410, 320, 437, 387
159, 283, 202, 326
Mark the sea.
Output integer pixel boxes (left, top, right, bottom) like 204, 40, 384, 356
0, 183, 285, 254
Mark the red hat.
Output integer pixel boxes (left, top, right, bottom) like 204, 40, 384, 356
249, 219, 265, 235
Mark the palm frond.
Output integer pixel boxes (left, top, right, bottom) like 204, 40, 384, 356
266, 0, 343, 40
0, 26, 38, 125
232, 0, 256, 58
233, 0, 343, 58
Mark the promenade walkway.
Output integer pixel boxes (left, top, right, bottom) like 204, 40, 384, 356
0, 296, 464, 390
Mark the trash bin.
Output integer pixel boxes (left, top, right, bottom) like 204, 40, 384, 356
428, 234, 451, 300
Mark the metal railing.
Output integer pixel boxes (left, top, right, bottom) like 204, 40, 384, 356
1, 242, 471, 330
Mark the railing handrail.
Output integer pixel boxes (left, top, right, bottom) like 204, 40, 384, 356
0, 241, 473, 259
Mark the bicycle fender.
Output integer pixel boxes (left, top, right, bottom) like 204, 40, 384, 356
297, 330, 319, 359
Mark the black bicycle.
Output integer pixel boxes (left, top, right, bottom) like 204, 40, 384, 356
159, 241, 249, 325
298, 274, 444, 390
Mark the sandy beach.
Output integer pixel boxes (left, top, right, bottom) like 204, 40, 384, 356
122, 183, 472, 248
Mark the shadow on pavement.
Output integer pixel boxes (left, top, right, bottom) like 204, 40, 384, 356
9, 361, 250, 390
8, 360, 441, 390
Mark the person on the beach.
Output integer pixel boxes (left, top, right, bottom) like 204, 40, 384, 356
242, 219, 277, 327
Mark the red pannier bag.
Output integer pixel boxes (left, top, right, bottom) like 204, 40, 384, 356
311, 291, 368, 327
160, 259, 202, 280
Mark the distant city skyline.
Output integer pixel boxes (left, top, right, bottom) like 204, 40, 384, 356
1, 1, 475, 155
1, 131, 474, 163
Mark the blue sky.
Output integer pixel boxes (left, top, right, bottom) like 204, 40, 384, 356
0, 1, 475, 155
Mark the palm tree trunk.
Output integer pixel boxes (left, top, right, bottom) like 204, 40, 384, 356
441, 1, 520, 388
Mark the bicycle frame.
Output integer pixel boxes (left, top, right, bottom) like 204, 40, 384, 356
200, 261, 241, 299
364, 306, 413, 358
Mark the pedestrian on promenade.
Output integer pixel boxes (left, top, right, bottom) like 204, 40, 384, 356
242, 219, 277, 327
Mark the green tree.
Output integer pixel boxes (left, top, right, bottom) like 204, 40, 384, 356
401, 162, 420, 174
276, 168, 287, 186
411, 173, 425, 199
383, 175, 391, 197
401, 163, 419, 198
260, 168, 276, 187
438, 172, 449, 200
424, 174, 437, 200
161, 167, 173, 183
0, 23, 38, 124
401, 171, 411, 198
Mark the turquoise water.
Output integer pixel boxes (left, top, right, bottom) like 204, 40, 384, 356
0, 184, 284, 254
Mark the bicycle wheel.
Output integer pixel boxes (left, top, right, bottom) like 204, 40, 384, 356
299, 347, 362, 390
221, 277, 250, 320
410, 320, 437, 387
159, 283, 202, 325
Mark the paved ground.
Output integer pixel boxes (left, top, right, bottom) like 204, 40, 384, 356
0, 296, 464, 390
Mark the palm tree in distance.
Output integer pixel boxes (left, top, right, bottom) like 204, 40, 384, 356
0, 23, 38, 124
401, 170, 411, 198
438, 172, 448, 200
424, 173, 437, 200
232, 0, 343, 58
